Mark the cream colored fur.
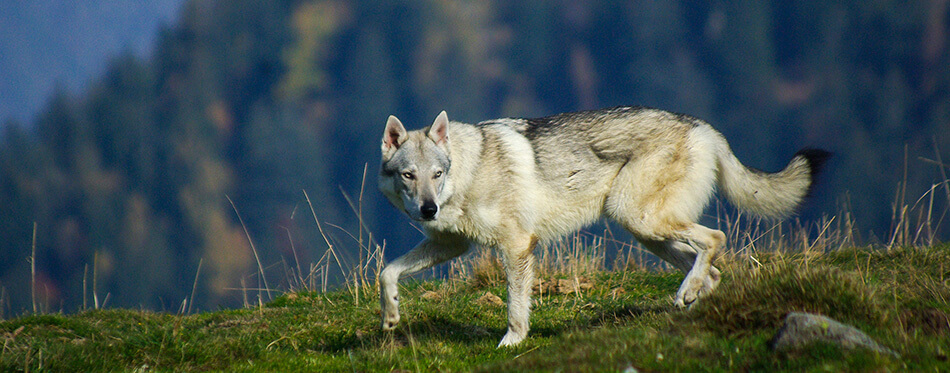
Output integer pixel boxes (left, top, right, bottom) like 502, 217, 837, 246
378, 107, 827, 347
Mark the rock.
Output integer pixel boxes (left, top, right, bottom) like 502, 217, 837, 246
770, 312, 899, 358
476, 291, 504, 307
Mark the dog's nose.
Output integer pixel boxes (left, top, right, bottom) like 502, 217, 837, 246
420, 201, 438, 220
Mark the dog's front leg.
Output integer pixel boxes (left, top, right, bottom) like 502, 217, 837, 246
379, 267, 401, 330
497, 234, 538, 347
379, 237, 469, 331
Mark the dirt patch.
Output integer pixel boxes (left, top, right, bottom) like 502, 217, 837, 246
421, 290, 442, 301
533, 277, 594, 295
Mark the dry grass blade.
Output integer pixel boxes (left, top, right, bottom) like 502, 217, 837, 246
304, 189, 348, 293
30, 222, 36, 314
188, 259, 203, 314
227, 195, 272, 301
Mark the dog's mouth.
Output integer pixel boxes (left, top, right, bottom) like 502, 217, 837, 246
406, 209, 438, 222
408, 214, 437, 223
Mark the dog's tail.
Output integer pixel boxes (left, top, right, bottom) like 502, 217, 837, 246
716, 141, 831, 219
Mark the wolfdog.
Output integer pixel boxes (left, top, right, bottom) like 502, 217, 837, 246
378, 107, 829, 347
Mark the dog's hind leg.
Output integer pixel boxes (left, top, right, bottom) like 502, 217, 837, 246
626, 226, 724, 308
670, 225, 724, 307
638, 239, 721, 302
604, 136, 724, 307
379, 236, 469, 331
672, 239, 721, 300
497, 234, 538, 347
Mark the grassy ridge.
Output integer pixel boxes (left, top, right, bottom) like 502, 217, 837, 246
2, 244, 948, 371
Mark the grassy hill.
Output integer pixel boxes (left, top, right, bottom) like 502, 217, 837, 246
1, 240, 948, 371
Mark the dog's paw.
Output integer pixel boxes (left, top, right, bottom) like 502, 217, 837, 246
673, 293, 696, 309
674, 296, 688, 308
497, 331, 526, 348
675, 275, 705, 307
676, 271, 721, 308
380, 294, 400, 330
381, 311, 400, 330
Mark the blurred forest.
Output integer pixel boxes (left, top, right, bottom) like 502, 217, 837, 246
1, 0, 948, 315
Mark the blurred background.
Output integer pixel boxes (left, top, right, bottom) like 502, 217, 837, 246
1, 0, 948, 315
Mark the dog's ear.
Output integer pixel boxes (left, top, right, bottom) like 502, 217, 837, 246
427, 111, 450, 148
382, 115, 408, 158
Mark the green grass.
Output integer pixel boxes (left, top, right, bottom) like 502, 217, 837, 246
2, 243, 948, 371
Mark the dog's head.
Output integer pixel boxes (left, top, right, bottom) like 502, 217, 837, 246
379, 111, 452, 222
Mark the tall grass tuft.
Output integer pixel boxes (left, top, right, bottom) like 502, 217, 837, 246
689, 252, 888, 335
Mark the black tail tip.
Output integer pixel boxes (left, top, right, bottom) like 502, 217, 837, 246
795, 148, 832, 196
795, 148, 832, 177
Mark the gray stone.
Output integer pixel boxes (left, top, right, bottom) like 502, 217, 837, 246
770, 312, 899, 358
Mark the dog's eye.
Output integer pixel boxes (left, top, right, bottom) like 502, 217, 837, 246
402, 172, 415, 180
433, 170, 443, 178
